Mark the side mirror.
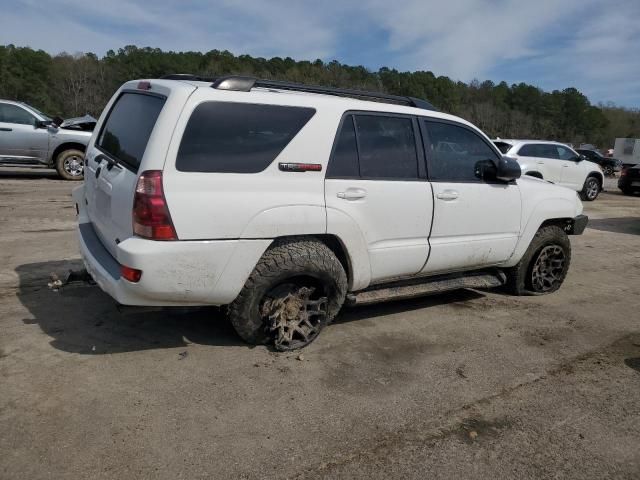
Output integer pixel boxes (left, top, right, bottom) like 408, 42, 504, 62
474, 159, 498, 181
576, 154, 586, 162
35, 120, 51, 129
495, 156, 521, 182
52, 116, 64, 127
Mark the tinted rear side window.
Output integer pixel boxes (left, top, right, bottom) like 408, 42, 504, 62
177, 102, 315, 173
98, 92, 166, 171
518, 144, 539, 157
327, 115, 359, 178
354, 115, 418, 179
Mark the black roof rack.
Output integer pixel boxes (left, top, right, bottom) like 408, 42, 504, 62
159, 74, 437, 111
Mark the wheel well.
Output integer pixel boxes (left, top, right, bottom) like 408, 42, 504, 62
540, 217, 574, 234
587, 171, 603, 187
50, 143, 86, 164
314, 235, 352, 284
269, 234, 352, 286
525, 171, 543, 179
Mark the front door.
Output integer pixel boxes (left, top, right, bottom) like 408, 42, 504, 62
325, 113, 433, 284
0, 103, 49, 163
421, 119, 521, 274
556, 144, 584, 189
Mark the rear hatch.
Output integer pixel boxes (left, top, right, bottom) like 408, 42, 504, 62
83, 80, 195, 257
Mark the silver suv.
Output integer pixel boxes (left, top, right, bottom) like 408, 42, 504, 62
0, 100, 95, 180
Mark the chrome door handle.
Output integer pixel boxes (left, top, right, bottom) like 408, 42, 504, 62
436, 190, 459, 201
536, 161, 545, 165
337, 188, 367, 200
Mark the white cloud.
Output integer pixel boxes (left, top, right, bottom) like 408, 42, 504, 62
1, 0, 639, 105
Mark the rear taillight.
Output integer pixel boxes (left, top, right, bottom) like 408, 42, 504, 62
133, 170, 177, 240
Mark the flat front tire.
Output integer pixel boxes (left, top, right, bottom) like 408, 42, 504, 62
504, 225, 571, 296
228, 238, 348, 351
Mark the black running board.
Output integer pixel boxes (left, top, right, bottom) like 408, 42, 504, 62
345, 270, 506, 306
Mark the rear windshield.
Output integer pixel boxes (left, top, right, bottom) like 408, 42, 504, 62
493, 141, 513, 154
176, 102, 315, 173
97, 92, 165, 171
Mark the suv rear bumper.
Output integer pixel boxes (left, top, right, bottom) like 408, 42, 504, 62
77, 221, 271, 306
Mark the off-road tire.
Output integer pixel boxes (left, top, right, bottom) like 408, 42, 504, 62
55, 149, 85, 181
579, 175, 600, 201
228, 238, 348, 348
504, 225, 571, 296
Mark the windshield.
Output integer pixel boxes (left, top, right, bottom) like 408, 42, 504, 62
24, 104, 52, 121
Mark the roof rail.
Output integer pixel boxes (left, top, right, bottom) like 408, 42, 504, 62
160, 73, 216, 82
210, 75, 438, 111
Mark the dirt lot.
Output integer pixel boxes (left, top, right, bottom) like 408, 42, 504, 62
1, 170, 639, 479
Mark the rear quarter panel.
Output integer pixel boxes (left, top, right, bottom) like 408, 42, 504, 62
161, 88, 344, 240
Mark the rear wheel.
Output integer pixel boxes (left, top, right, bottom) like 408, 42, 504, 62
228, 238, 348, 351
504, 225, 571, 296
55, 149, 84, 181
580, 175, 600, 201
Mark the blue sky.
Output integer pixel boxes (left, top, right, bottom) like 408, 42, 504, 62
2, 0, 639, 107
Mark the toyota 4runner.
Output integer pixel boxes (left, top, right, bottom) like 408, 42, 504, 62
73, 76, 588, 350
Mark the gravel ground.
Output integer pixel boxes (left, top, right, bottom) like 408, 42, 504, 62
0, 170, 639, 479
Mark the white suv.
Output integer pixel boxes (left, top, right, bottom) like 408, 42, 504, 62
73, 76, 588, 350
493, 139, 604, 201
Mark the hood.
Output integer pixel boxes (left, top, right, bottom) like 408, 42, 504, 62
59, 114, 97, 132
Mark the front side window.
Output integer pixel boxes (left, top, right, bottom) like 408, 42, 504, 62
556, 145, 576, 160
177, 102, 315, 173
98, 92, 166, 171
0, 103, 35, 125
425, 120, 499, 182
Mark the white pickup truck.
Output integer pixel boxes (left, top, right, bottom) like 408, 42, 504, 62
73, 76, 587, 350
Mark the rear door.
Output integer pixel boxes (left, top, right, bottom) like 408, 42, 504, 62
421, 119, 521, 273
325, 112, 432, 283
84, 81, 194, 256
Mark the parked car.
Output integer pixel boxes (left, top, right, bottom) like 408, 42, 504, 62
618, 163, 640, 195
73, 76, 587, 350
493, 139, 604, 201
575, 148, 621, 176
0, 99, 95, 180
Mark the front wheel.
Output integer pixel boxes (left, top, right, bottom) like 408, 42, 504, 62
228, 238, 348, 351
504, 225, 571, 296
579, 176, 600, 201
55, 149, 84, 181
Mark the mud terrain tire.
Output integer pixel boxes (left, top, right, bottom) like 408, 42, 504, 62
228, 238, 348, 349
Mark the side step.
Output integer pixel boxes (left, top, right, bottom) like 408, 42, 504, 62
345, 270, 506, 306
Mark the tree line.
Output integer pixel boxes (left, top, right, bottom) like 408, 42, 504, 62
1, 44, 638, 148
